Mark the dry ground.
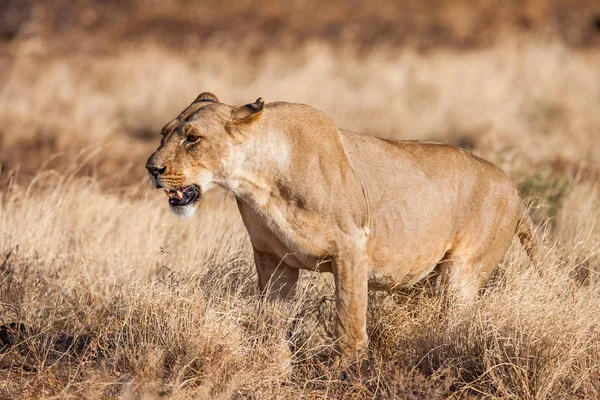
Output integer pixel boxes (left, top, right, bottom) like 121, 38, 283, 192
1, 2, 600, 398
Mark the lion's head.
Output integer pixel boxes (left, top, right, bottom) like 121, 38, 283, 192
145, 92, 264, 216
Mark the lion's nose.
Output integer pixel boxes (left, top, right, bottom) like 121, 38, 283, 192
146, 165, 166, 177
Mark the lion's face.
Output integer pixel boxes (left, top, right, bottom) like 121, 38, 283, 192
146, 92, 264, 216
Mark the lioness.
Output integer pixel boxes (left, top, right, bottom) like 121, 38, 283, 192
146, 92, 538, 363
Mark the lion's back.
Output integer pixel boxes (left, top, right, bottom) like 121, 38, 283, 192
340, 130, 514, 190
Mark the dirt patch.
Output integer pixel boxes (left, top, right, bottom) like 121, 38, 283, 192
2, 0, 600, 54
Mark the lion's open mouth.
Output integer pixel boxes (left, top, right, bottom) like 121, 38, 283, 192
163, 184, 201, 207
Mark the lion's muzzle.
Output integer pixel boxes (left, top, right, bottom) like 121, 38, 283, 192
164, 184, 202, 207
146, 157, 166, 188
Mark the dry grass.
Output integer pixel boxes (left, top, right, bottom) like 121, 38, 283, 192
0, 168, 598, 398
1, 2, 600, 397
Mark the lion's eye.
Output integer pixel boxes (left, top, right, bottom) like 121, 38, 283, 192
185, 135, 200, 144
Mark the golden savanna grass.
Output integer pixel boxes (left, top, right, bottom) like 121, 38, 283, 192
1, 1, 600, 398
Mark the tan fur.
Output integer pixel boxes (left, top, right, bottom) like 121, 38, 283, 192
146, 93, 538, 364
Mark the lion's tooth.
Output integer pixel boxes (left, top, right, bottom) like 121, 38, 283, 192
164, 189, 171, 197
176, 190, 183, 200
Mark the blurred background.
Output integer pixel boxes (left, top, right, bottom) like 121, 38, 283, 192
1, 0, 599, 196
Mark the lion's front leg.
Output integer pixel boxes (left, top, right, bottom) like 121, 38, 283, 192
332, 251, 369, 368
253, 248, 299, 301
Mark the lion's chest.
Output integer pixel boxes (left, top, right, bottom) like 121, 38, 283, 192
236, 198, 333, 272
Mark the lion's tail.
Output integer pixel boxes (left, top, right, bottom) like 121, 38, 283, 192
516, 212, 540, 262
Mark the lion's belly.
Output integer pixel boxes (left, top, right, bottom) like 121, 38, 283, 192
367, 261, 440, 291
366, 230, 452, 291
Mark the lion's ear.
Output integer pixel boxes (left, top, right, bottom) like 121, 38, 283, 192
193, 92, 219, 104
231, 98, 264, 123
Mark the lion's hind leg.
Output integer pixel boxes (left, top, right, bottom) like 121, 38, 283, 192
438, 256, 488, 305
440, 229, 517, 305
436, 253, 483, 306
